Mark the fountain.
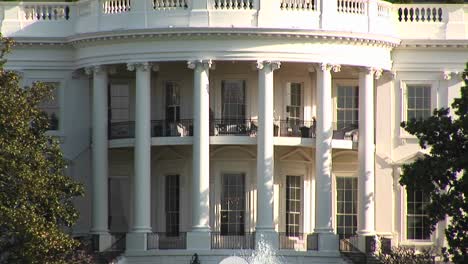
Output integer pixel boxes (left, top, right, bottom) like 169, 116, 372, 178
219, 238, 282, 264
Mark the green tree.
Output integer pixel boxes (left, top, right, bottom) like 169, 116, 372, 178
400, 64, 468, 263
0, 36, 87, 263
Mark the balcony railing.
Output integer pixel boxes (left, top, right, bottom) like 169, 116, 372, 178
151, 119, 193, 137
278, 232, 307, 250
108, 119, 193, 139
332, 123, 359, 141
210, 119, 258, 137
211, 232, 255, 249
2, 0, 464, 40
147, 232, 187, 250
274, 120, 316, 138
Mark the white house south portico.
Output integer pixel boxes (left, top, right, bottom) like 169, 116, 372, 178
3, 0, 466, 263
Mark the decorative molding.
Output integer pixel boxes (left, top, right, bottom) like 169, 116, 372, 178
84, 65, 106, 75
65, 29, 400, 49
127, 62, 153, 72
187, 60, 213, 70
317, 63, 341, 73
256, 60, 281, 71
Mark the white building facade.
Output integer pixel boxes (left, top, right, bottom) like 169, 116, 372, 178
2, 0, 467, 263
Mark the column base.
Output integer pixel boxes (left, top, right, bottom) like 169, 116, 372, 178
187, 231, 211, 250
255, 229, 278, 250
315, 232, 339, 252
91, 232, 112, 252
126, 232, 148, 252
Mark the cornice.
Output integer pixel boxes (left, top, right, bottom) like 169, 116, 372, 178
11, 28, 401, 49
398, 39, 468, 49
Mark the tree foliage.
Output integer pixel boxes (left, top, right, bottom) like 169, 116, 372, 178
376, 246, 435, 264
0, 35, 87, 263
400, 64, 468, 263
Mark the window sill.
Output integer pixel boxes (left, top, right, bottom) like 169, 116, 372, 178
399, 240, 434, 247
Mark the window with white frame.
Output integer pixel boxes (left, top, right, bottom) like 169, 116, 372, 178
37, 82, 60, 130
165, 82, 180, 123
336, 177, 358, 239
406, 85, 431, 121
336, 85, 359, 130
286, 83, 303, 128
165, 175, 180, 236
406, 189, 430, 240
286, 175, 302, 237
110, 84, 130, 123
221, 80, 246, 121
220, 173, 245, 236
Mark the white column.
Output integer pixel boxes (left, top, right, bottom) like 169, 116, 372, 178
357, 67, 378, 239
256, 60, 280, 249
314, 63, 340, 251
126, 62, 153, 251
87, 65, 112, 252
187, 60, 212, 250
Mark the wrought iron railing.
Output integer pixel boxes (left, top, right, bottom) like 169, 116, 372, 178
109, 233, 126, 251
210, 119, 258, 136
109, 121, 135, 139
147, 232, 187, 250
151, 119, 193, 137
339, 237, 360, 252
108, 119, 193, 139
211, 232, 255, 249
279, 232, 306, 250
332, 123, 359, 141
274, 120, 316, 138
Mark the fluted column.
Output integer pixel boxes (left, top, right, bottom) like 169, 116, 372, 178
187, 60, 212, 250
256, 60, 280, 249
87, 65, 111, 252
357, 67, 380, 251
314, 63, 340, 251
126, 62, 153, 251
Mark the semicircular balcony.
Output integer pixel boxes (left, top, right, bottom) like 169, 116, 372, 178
1, 0, 464, 41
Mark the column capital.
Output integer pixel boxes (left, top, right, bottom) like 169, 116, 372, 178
127, 62, 157, 72
316, 63, 341, 73
361, 67, 383, 79
85, 65, 106, 75
187, 60, 213, 70
256, 60, 281, 71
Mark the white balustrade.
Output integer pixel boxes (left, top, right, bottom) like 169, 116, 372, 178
103, 0, 131, 14
24, 4, 70, 21
377, 0, 391, 18
397, 6, 443, 23
213, 0, 254, 10
153, 0, 188, 10
280, 0, 316, 11
337, 0, 367, 15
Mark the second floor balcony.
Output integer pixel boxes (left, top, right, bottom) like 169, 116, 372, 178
1, 0, 466, 40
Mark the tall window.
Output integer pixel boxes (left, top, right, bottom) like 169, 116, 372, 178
407, 190, 430, 240
165, 82, 180, 123
110, 84, 130, 122
407, 85, 431, 120
220, 173, 245, 235
286, 176, 301, 236
38, 82, 60, 130
286, 83, 302, 128
222, 80, 246, 121
165, 175, 180, 236
336, 86, 359, 130
336, 177, 358, 239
